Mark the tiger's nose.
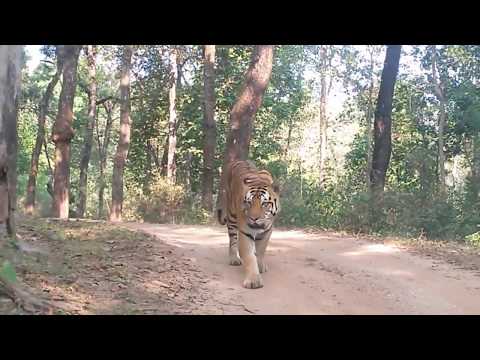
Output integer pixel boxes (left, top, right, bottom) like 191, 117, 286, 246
249, 216, 259, 222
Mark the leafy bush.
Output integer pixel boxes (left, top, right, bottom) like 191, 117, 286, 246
124, 172, 186, 223
465, 231, 480, 247
124, 171, 213, 224
275, 173, 463, 240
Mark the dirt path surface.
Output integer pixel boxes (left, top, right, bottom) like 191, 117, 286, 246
124, 223, 480, 315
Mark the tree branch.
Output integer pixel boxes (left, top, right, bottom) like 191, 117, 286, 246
40, 59, 56, 66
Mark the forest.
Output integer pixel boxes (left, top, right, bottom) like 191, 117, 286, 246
1, 45, 480, 314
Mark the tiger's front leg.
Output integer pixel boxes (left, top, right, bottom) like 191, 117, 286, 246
238, 233, 263, 289
227, 222, 242, 266
255, 229, 272, 274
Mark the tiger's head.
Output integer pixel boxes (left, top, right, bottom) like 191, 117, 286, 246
240, 171, 280, 229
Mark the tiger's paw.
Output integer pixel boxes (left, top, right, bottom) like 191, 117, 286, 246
258, 261, 268, 274
243, 274, 264, 289
229, 255, 243, 266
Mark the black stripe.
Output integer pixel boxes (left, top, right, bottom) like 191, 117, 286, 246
255, 226, 272, 240
254, 232, 266, 240
239, 226, 272, 241
239, 229, 255, 241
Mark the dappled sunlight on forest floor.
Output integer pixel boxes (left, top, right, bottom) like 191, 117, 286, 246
0, 218, 218, 314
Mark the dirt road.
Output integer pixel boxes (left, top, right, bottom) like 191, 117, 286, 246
124, 223, 480, 315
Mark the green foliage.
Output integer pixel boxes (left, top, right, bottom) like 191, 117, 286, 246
124, 170, 211, 225
16, 45, 480, 249
124, 171, 184, 223
465, 231, 480, 247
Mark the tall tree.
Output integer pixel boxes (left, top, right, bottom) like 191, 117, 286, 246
24, 49, 63, 215
317, 45, 334, 186
0, 45, 53, 312
473, 134, 480, 202
369, 45, 401, 201
51, 45, 82, 219
166, 46, 178, 183
0, 45, 22, 240
201, 45, 216, 211
431, 45, 447, 196
365, 46, 381, 189
110, 45, 133, 222
223, 46, 274, 164
217, 45, 274, 210
96, 100, 115, 219
77, 45, 97, 218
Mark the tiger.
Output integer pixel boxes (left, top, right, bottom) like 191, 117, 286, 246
217, 160, 280, 289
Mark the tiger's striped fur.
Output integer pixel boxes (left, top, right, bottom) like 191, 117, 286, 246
217, 160, 280, 289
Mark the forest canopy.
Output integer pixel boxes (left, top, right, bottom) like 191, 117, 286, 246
14, 45, 480, 245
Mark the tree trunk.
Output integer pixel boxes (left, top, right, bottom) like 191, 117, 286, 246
51, 45, 81, 219
217, 45, 274, 211
472, 133, 480, 203
166, 47, 178, 183
0, 46, 56, 313
0, 45, 22, 241
223, 45, 274, 164
365, 47, 376, 190
283, 120, 294, 159
76, 45, 97, 218
369, 45, 401, 202
431, 45, 447, 197
160, 118, 183, 176
96, 101, 115, 219
24, 50, 62, 215
201, 45, 216, 212
318, 46, 328, 187
43, 137, 54, 198
110, 45, 133, 222
160, 138, 169, 176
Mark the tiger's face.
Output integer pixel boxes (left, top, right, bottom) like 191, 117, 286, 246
242, 186, 280, 229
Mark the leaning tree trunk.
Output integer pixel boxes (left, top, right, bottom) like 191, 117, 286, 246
166, 47, 178, 183
76, 45, 97, 218
51, 45, 82, 219
431, 45, 447, 197
110, 45, 133, 222
0, 45, 22, 241
216, 45, 274, 211
223, 45, 274, 164
369, 45, 401, 203
24, 50, 63, 215
201, 45, 216, 212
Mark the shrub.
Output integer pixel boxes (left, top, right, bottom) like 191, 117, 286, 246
124, 172, 186, 223
465, 231, 480, 247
